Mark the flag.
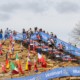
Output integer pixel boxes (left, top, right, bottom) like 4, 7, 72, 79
34, 59, 38, 72
6, 59, 10, 69
16, 53, 19, 65
17, 61, 24, 74
1, 63, 7, 73
16, 53, 19, 60
25, 59, 28, 71
41, 57, 47, 68
38, 53, 42, 63
10, 62, 19, 74
27, 57, 32, 70
15, 53, 24, 74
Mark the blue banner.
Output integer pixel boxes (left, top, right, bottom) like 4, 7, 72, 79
65, 67, 80, 76
9, 67, 80, 80
30, 32, 80, 57
55, 38, 80, 56
13, 33, 23, 40
30, 33, 38, 40
39, 32, 51, 42
45, 67, 69, 80
0, 33, 3, 40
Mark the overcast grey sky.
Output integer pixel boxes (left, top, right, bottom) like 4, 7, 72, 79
0, 0, 80, 42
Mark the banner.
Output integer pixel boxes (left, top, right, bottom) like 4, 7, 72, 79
30, 33, 38, 40
45, 67, 69, 80
13, 33, 23, 40
55, 38, 80, 56
39, 32, 51, 42
9, 67, 80, 80
65, 67, 80, 76
30, 32, 80, 57
0, 33, 3, 40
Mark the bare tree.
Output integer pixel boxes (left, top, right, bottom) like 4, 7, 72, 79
71, 23, 80, 45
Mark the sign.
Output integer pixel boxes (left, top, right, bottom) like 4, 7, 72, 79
10, 67, 80, 80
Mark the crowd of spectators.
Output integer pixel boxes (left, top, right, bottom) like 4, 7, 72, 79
0, 27, 77, 62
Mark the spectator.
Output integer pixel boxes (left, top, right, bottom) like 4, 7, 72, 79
28, 40, 34, 51
13, 30, 17, 36
39, 28, 42, 32
28, 28, 33, 37
43, 30, 45, 33
37, 44, 42, 54
54, 34, 57, 38
22, 28, 27, 40
50, 38, 55, 47
0, 29, 3, 34
28, 28, 32, 33
22, 28, 26, 34
47, 39, 52, 47
34, 27, 38, 33
37, 34, 42, 42
0, 29, 3, 40
58, 43, 63, 51
5, 28, 10, 39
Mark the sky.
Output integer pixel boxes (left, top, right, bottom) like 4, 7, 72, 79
0, 0, 80, 42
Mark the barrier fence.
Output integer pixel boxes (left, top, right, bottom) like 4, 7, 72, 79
9, 67, 80, 80
32, 32, 80, 56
